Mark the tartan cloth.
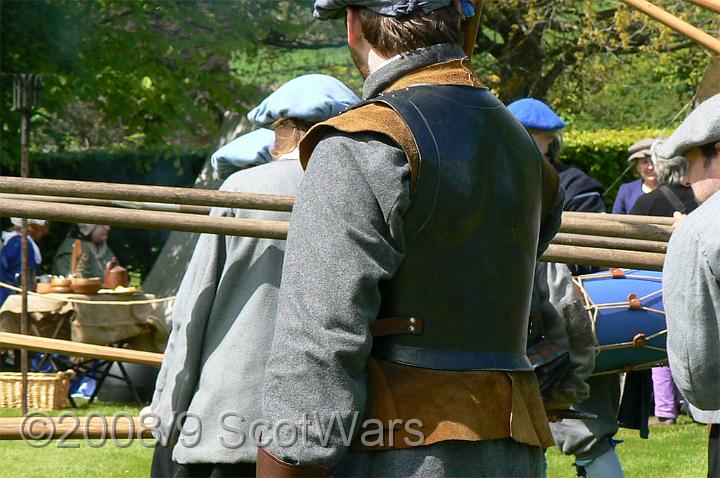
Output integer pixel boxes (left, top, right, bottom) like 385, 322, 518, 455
527, 339, 571, 394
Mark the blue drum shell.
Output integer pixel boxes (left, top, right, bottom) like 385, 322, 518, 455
579, 269, 666, 374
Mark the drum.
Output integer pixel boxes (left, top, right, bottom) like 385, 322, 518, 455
574, 268, 666, 375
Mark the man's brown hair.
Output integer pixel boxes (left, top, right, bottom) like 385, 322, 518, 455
270, 118, 312, 158
355, 5, 462, 57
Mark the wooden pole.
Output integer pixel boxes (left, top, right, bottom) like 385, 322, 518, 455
541, 244, 665, 271
3, 197, 674, 246
0, 178, 679, 229
0, 199, 289, 240
559, 214, 673, 242
0, 193, 213, 216
0, 176, 295, 212
552, 233, 667, 254
0, 332, 164, 367
620, 0, 720, 55
683, 0, 720, 15
463, 0, 484, 58
19, 111, 30, 416
0, 416, 152, 440
563, 211, 675, 226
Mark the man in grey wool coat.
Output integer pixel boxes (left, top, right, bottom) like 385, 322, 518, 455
258, 0, 565, 476
657, 93, 720, 478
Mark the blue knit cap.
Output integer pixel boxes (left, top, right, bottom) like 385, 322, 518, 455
247, 74, 359, 128
211, 128, 275, 179
507, 98, 565, 131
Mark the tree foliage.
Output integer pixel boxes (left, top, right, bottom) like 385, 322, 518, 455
1, 0, 715, 168
472, 0, 716, 103
1, 0, 345, 164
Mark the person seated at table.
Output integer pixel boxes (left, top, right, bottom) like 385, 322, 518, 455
147, 74, 359, 477
612, 138, 659, 214
0, 217, 50, 306
52, 223, 118, 278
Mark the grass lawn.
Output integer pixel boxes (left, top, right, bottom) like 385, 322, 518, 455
0, 401, 153, 477
547, 415, 708, 478
0, 403, 709, 477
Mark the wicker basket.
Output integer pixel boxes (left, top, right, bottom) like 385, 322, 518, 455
0, 371, 75, 409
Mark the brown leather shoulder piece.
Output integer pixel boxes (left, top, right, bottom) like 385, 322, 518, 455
299, 103, 420, 194
385, 57, 484, 92
541, 158, 560, 221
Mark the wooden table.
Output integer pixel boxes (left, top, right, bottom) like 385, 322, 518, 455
0, 292, 169, 405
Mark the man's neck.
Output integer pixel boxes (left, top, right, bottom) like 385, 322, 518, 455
367, 48, 391, 76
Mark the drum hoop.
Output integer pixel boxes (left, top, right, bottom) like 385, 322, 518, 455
591, 358, 669, 376
595, 329, 667, 351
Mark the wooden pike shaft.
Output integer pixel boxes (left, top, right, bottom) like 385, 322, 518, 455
0, 193, 213, 215
0, 176, 294, 212
562, 210, 674, 226
559, 214, 673, 242
0, 416, 152, 440
0, 332, 164, 367
463, 0, 484, 57
542, 244, 665, 271
553, 233, 667, 254
4, 197, 671, 246
620, 0, 720, 54
683, 0, 720, 15
0, 199, 289, 240
0, 177, 678, 229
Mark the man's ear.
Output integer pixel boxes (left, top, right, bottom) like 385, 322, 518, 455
346, 7, 363, 48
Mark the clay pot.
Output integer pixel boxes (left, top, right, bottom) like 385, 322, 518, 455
70, 277, 102, 295
104, 265, 129, 289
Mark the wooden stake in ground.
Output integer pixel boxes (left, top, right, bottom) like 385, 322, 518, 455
12, 74, 40, 416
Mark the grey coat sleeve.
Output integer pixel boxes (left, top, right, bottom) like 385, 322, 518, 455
542, 262, 594, 405
150, 208, 228, 446
261, 132, 410, 467
664, 221, 720, 411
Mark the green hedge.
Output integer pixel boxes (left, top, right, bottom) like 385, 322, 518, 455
1, 147, 210, 279
560, 128, 664, 210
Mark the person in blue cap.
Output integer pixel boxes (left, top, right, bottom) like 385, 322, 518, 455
258, 1, 563, 477
509, 98, 630, 478
147, 74, 359, 478
508, 98, 606, 215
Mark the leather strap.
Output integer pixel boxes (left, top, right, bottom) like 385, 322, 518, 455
370, 316, 424, 337
256, 446, 331, 478
658, 184, 688, 214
